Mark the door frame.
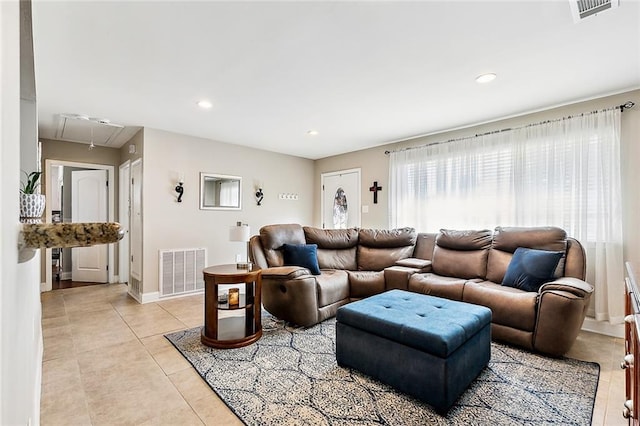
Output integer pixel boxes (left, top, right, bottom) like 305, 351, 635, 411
118, 160, 131, 284
129, 158, 143, 283
43, 159, 116, 291
320, 168, 361, 229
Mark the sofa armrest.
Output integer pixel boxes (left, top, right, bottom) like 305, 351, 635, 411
261, 269, 319, 326
533, 277, 593, 356
261, 266, 312, 280
394, 258, 432, 272
533, 288, 590, 356
538, 277, 594, 298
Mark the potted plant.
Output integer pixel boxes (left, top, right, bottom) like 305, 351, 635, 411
20, 171, 45, 223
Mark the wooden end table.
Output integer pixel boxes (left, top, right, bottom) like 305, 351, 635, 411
201, 264, 262, 349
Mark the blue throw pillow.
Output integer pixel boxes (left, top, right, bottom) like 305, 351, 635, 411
282, 243, 321, 275
502, 247, 564, 292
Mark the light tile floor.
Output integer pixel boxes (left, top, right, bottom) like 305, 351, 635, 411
41, 283, 626, 425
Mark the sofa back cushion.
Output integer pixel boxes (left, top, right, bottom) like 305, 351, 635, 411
357, 228, 417, 271
431, 229, 493, 279
486, 226, 567, 283
259, 224, 306, 267
304, 227, 358, 270
413, 233, 437, 260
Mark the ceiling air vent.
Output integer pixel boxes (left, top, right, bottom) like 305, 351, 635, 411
570, 0, 619, 22
55, 114, 124, 146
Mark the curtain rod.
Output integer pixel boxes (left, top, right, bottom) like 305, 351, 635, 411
384, 100, 635, 155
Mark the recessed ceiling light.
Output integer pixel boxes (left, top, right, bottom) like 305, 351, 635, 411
307, 130, 319, 136
197, 100, 213, 109
475, 73, 497, 84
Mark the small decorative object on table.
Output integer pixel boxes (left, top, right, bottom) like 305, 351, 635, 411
218, 292, 228, 304
228, 288, 240, 306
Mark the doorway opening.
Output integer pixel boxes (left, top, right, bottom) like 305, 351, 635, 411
43, 159, 116, 292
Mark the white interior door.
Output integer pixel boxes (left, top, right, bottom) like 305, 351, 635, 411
321, 169, 361, 229
71, 169, 108, 282
130, 159, 143, 282
118, 161, 131, 283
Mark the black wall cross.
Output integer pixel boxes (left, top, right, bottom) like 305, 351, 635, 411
369, 181, 382, 204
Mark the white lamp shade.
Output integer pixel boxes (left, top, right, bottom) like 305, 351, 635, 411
229, 224, 251, 242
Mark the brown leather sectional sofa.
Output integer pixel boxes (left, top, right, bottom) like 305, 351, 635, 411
249, 224, 594, 356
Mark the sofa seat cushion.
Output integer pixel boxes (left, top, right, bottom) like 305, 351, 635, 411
347, 271, 385, 298
462, 281, 537, 332
408, 273, 477, 301
316, 270, 350, 307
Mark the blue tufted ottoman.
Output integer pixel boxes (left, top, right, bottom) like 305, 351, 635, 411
336, 289, 491, 413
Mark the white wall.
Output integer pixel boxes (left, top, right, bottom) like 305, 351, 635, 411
1, 1, 42, 424
141, 128, 314, 297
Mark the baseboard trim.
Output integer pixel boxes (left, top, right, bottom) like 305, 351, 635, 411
159, 290, 204, 301
582, 317, 624, 338
140, 291, 160, 304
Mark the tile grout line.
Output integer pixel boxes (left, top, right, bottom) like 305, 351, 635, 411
113, 297, 204, 423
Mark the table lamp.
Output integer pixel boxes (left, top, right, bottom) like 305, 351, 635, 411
229, 222, 251, 269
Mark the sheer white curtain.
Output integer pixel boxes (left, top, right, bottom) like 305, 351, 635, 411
389, 108, 623, 323
219, 180, 239, 207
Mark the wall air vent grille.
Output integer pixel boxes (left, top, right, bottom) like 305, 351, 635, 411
128, 277, 142, 302
570, 0, 618, 22
159, 248, 206, 297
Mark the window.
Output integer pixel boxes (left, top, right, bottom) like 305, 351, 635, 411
389, 108, 624, 323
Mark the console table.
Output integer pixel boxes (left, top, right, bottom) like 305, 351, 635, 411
624, 261, 640, 423
201, 264, 262, 349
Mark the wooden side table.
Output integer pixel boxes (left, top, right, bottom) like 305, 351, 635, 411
201, 264, 262, 349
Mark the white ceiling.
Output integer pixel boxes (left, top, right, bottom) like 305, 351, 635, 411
32, 1, 640, 160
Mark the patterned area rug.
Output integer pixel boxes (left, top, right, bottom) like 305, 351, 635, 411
165, 316, 599, 425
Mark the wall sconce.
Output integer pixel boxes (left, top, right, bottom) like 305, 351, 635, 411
229, 222, 251, 269
175, 174, 184, 203
255, 188, 264, 206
